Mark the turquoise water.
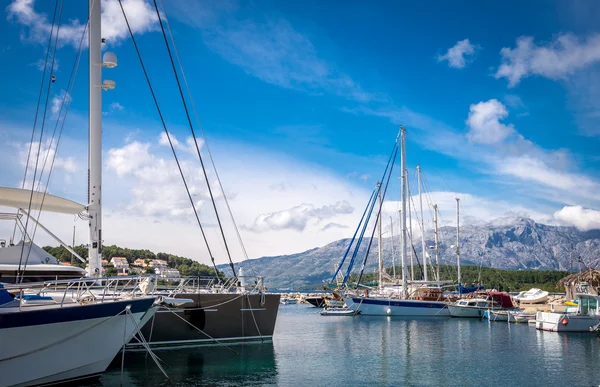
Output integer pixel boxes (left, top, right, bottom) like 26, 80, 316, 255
96, 304, 600, 386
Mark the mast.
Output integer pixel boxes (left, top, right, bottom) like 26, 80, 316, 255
433, 204, 440, 281
456, 197, 461, 288
417, 165, 427, 282
377, 184, 383, 291
407, 176, 414, 281
87, 0, 102, 277
390, 216, 396, 280
400, 126, 408, 299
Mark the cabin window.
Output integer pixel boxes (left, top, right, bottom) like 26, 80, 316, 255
579, 297, 597, 315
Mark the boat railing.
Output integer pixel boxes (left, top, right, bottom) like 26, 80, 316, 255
3, 273, 269, 303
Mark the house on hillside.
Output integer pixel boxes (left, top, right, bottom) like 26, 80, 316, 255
101, 259, 108, 267
133, 258, 148, 267
110, 257, 130, 274
150, 259, 168, 268
155, 267, 180, 280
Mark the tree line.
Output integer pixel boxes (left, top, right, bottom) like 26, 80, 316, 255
343, 264, 568, 292
42, 244, 226, 279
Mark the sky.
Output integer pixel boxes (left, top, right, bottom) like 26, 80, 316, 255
1, 0, 600, 267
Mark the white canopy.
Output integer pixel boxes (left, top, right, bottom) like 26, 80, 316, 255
0, 186, 86, 214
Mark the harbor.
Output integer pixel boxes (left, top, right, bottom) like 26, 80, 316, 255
1, 0, 600, 386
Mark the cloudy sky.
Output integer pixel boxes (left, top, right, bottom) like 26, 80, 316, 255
1, 0, 600, 266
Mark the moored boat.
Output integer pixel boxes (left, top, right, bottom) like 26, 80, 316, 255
536, 293, 600, 332
320, 307, 359, 316
0, 281, 158, 386
513, 288, 549, 304
449, 292, 515, 318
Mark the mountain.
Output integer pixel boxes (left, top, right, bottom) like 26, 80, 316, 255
219, 217, 600, 289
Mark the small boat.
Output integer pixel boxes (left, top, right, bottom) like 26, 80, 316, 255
484, 309, 510, 322
305, 296, 327, 308
508, 311, 536, 323
320, 307, 359, 316
536, 293, 600, 332
448, 291, 515, 318
280, 297, 298, 305
513, 288, 549, 304
448, 298, 499, 318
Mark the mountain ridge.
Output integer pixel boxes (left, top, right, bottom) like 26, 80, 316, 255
220, 217, 600, 288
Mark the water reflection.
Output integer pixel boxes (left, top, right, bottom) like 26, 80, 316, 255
98, 343, 278, 386
93, 305, 600, 387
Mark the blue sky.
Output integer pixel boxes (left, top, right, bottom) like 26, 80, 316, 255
1, 0, 600, 264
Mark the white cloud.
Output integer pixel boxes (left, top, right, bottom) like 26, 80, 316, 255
106, 141, 152, 177
16, 138, 79, 192
553, 205, 600, 231
109, 102, 124, 111
34, 57, 58, 71
6, 0, 159, 48
243, 201, 354, 232
437, 39, 478, 68
495, 34, 600, 87
466, 99, 514, 144
157, 132, 203, 155
50, 90, 71, 116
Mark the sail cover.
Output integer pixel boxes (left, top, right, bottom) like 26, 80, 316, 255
0, 186, 86, 214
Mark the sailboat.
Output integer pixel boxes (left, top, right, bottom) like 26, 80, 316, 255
342, 127, 451, 316
0, 3, 165, 384
1, 0, 280, 349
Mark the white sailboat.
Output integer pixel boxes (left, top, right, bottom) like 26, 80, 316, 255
343, 127, 450, 317
0, 2, 160, 385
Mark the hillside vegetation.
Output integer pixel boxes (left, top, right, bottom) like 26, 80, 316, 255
42, 244, 224, 278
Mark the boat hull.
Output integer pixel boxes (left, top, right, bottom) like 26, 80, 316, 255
130, 292, 280, 350
535, 311, 600, 332
484, 310, 509, 321
0, 297, 156, 387
305, 297, 326, 308
448, 305, 486, 318
344, 297, 450, 317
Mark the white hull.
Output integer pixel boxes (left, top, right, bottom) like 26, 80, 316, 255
344, 297, 450, 317
484, 310, 509, 321
514, 288, 549, 304
447, 305, 486, 318
535, 311, 600, 332
0, 302, 156, 387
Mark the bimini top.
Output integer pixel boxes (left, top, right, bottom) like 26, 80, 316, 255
0, 186, 86, 214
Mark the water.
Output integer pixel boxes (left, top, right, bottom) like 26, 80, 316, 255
95, 305, 600, 386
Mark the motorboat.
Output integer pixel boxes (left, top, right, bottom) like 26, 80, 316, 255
536, 293, 600, 332
513, 288, 549, 304
507, 311, 536, 323
484, 309, 510, 322
448, 298, 496, 318
448, 291, 515, 318
280, 297, 298, 305
320, 307, 359, 316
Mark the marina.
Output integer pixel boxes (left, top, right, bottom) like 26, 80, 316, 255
1, 0, 600, 386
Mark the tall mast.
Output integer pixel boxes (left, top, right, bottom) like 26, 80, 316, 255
390, 215, 396, 280
407, 175, 414, 281
87, 0, 102, 277
456, 197, 461, 287
417, 165, 427, 282
400, 126, 408, 299
433, 204, 440, 281
377, 184, 383, 291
